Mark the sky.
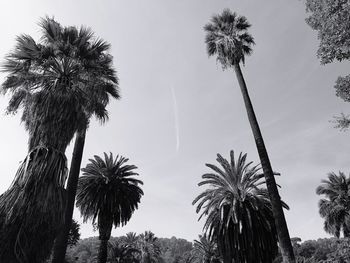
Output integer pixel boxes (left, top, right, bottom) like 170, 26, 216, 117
0, 0, 349, 243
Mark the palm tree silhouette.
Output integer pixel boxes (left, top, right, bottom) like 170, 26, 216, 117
0, 17, 118, 263
203, 9, 295, 262
76, 153, 143, 263
193, 151, 286, 262
317, 172, 350, 238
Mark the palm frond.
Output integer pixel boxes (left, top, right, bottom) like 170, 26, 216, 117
76, 153, 143, 229
193, 150, 281, 262
204, 9, 255, 69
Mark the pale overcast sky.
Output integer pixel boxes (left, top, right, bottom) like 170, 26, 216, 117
0, 0, 349, 242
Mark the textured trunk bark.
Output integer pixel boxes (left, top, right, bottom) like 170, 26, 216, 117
98, 238, 109, 263
233, 63, 295, 263
52, 128, 86, 263
98, 218, 113, 263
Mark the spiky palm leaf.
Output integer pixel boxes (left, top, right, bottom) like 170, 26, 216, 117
0, 17, 118, 263
193, 151, 287, 263
76, 153, 143, 263
204, 9, 255, 68
316, 172, 350, 238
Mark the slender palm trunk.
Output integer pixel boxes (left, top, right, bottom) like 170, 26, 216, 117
98, 238, 109, 263
233, 63, 295, 263
52, 128, 86, 263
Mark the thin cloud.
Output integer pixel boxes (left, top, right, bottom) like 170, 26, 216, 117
171, 86, 180, 152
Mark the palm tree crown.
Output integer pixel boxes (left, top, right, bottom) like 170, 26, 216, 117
193, 151, 286, 263
2, 17, 119, 151
204, 8, 255, 68
77, 153, 143, 229
77, 153, 143, 263
316, 171, 350, 238
138, 231, 161, 263
108, 240, 140, 263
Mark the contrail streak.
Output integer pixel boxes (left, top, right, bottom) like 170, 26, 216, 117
171, 86, 180, 152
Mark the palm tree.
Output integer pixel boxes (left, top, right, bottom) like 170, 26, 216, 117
0, 17, 118, 263
67, 219, 81, 248
0, 18, 119, 262
316, 172, 350, 238
108, 241, 140, 263
193, 151, 288, 263
44, 20, 119, 263
121, 232, 141, 262
124, 232, 139, 246
204, 9, 295, 262
76, 153, 144, 263
138, 231, 161, 263
192, 234, 221, 263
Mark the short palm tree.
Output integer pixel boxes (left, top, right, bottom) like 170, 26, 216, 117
76, 153, 143, 263
122, 232, 141, 262
124, 232, 139, 246
193, 151, 288, 263
204, 9, 295, 262
138, 231, 161, 263
67, 219, 81, 248
0, 17, 118, 262
192, 234, 221, 263
316, 172, 350, 238
108, 241, 140, 263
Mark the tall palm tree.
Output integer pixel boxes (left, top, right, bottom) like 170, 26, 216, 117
204, 9, 295, 262
192, 234, 221, 263
316, 172, 350, 238
138, 231, 161, 263
193, 151, 286, 263
76, 153, 144, 263
0, 17, 118, 263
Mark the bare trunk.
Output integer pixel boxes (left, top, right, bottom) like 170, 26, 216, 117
233, 63, 295, 263
52, 128, 86, 263
98, 238, 109, 263
98, 217, 113, 263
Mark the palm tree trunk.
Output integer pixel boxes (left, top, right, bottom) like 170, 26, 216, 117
98, 238, 109, 263
98, 216, 113, 263
52, 128, 87, 263
233, 63, 295, 263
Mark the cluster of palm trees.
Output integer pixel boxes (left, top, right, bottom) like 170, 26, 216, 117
0, 17, 144, 263
2, 6, 348, 263
104, 231, 161, 263
192, 8, 295, 263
